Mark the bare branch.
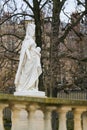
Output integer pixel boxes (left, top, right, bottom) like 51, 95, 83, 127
4, 54, 19, 62
62, 7, 71, 20
0, 13, 34, 25
0, 33, 23, 40
40, 0, 49, 10
62, 42, 74, 53
3, 0, 10, 6
77, 0, 85, 7
59, 10, 87, 42
23, 0, 34, 11
39, 0, 43, 4
60, 0, 67, 9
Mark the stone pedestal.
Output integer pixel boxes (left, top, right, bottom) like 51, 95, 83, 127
14, 89, 46, 97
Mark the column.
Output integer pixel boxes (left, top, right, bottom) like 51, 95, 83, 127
0, 104, 8, 130
82, 112, 87, 130
57, 107, 71, 130
44, 106, 56, 130
11, 104, 28, 130
73, 108, 85, 130
27, 104, 44, 130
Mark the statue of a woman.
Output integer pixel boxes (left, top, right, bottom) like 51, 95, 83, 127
14, 23, 42, 93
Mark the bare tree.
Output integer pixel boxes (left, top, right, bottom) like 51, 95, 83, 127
0, 0, 87, 94
49, 0, 87, 96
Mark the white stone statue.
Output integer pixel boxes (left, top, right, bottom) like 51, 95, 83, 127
14, 23, 45, 96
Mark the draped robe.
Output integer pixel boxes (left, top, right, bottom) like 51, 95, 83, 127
14, 23, 42, 92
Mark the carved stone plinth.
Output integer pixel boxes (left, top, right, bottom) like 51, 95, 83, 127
14, 89, 46, 97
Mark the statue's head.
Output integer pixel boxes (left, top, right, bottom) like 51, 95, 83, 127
22, 23, 36, 50
25, 23, 35, 38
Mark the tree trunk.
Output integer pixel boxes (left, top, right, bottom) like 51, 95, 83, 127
33, 0, 42, 48
50, 0, 61, 97
33, 0, 43, 90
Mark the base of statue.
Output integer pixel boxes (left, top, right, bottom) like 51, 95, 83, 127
14, 89, 46, 97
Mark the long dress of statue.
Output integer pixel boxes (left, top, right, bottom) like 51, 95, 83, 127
14, 23, 42, 92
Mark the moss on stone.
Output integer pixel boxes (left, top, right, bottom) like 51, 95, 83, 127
0, 94, 87, 107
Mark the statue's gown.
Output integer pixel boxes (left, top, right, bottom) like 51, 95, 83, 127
14, 35, 42, 92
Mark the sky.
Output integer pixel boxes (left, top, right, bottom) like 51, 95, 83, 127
0, 0, 84, 22
60, 0, 84, 22
60, 0, 77, 22
17, 0, 79, 22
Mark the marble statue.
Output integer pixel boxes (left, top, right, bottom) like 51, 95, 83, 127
14, 23, 45, 96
